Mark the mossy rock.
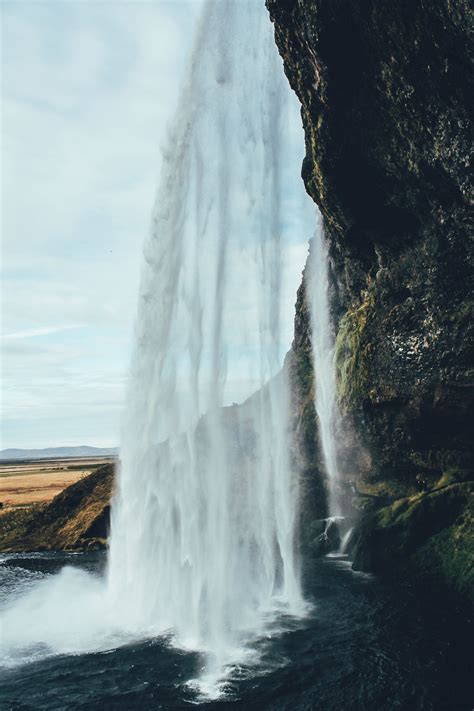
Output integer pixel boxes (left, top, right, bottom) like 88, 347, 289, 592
334, 286, 375, 412
351, 481, 474, 602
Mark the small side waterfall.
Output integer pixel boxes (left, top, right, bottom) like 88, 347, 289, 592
307, 221, 342, 518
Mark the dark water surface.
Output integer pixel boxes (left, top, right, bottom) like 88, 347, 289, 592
0, 551, 472, 710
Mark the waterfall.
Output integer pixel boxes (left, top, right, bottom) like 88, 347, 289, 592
308, 221, 342, 518
106, 0, 309, 691
0, 0, 314, 693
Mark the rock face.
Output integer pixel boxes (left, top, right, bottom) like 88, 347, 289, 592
0, 464, 114, 552
268, 0, 473, 596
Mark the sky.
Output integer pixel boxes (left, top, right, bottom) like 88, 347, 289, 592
1, 0, 313, 450
1, 0, 205, 449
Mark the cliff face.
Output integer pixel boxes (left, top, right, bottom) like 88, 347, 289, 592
268, 0, 473, 593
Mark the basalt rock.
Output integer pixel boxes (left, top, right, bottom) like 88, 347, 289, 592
268, 0, 474, 591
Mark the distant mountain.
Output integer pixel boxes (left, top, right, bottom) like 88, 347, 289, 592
0, 446, 119, 461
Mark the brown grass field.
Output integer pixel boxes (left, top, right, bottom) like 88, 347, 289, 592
0, 458, 116, 511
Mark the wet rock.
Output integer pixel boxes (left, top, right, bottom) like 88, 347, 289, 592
303, 517, 342, 556
350, 482, 474, 601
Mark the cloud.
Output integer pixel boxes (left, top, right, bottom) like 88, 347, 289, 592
3, 325, 86, 340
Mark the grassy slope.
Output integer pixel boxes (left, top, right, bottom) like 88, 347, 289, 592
0, 463, 114, 553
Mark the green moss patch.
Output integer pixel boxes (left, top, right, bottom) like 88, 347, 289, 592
352, 481, 474, 602
334, 288, 375, 411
